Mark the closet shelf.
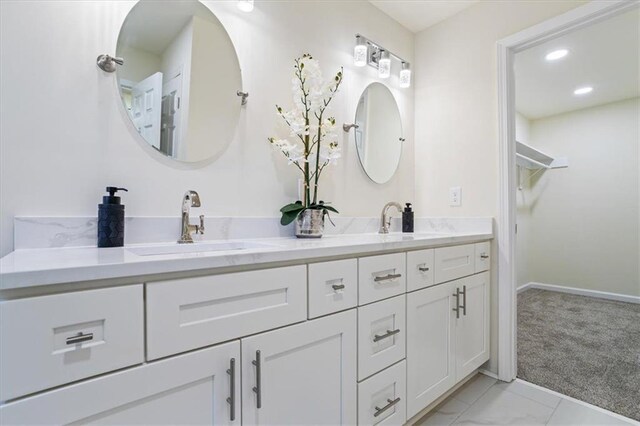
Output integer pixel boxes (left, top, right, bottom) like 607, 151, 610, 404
516, 141, 568, 170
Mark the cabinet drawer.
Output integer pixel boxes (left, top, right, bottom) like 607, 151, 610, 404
146, 265, 306, 360
359, 253, 406, 305
475, 242, 491, 273
308, 259, 357, 319
434, 244, 475, 284
358, 361, 406, 426
407, 249, 434, 292
0, 285, 144, 401
358, 295, 406, 380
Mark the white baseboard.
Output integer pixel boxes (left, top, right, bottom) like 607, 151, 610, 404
517, 282, 639, 304
478, 368, 499, 380
516, 283, 532, 294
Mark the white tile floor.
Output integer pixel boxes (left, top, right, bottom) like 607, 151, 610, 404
416, 374, 639, 426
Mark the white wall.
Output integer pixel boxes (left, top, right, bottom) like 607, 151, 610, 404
413, 0, 584, 373
0, 0, 415, 257
515, 112, 533, 287
524, 98, 639, 297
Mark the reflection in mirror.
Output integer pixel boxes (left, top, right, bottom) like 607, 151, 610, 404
116, 0, 242, 163
354, 83, 403, 184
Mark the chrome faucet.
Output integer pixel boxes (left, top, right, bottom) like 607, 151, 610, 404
178, 190, 205, 244
379, 202, 403, 234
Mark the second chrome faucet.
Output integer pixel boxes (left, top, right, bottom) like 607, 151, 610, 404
379, 202, 403, 234
178, 190, 205, 243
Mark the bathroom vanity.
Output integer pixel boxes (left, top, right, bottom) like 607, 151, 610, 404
0, 230, 492, 425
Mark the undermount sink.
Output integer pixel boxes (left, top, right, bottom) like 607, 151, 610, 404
127, 241, 275, 256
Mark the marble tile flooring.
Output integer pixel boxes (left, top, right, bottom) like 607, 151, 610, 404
416, 374, 638, 426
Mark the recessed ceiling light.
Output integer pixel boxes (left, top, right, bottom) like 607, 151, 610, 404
545, 49, 569, 61
574, 86, 593, 95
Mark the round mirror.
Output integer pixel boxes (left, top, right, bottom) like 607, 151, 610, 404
116, 0, 242, 163
354, 83, 403, 184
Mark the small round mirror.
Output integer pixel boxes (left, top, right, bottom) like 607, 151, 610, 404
116, 0, 242, 163
354, 83, 403, 184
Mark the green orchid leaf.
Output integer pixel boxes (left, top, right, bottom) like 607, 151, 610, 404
322, 205, 339, 214
280, 210, 302, 226
280, 202, 304, 213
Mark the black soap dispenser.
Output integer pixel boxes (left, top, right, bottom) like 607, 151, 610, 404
402, 203, 414, 233
98, 187, 128, 248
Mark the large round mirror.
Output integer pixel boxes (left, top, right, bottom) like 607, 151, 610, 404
116, 0, 242, 163
354, 83, 403, 184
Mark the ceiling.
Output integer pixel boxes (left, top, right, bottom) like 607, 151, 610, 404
118, 1, 219, 55
368, 0, 478, 33
515, 8, 640, 120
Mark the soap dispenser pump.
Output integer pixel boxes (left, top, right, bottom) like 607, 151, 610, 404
98, 186, 128, 248
402, 203, 414, 233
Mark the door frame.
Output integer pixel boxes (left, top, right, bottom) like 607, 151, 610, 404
495, 0, 639, 382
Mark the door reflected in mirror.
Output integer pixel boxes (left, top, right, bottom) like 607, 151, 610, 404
354, 83, 403, 184
116, 0, 242, 163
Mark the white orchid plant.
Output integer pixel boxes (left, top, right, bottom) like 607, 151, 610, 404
269, 54, 343, 226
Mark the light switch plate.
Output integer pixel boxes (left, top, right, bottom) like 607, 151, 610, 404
449, 186, 462, 206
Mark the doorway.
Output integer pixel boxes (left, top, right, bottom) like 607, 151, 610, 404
496, 0, 639, 421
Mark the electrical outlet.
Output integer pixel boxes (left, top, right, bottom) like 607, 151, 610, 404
450, 186, 462, 206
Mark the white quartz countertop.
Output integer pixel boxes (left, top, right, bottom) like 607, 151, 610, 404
0, 232, 492, 291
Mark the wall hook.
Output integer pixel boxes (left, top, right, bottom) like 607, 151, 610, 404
237, 91, 249, 105
96, 54, 124, 73
343, 123, 359, 132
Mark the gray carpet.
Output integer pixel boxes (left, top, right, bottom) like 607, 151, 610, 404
517, 288, 640, 421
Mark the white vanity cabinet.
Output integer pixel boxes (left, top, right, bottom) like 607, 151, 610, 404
406, 271, 490, 418
241, 310, 357, 425
0, 237, 492, 426
0, 341, 241, 425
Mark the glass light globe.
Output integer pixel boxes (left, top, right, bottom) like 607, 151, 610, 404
378, 51, 391, 79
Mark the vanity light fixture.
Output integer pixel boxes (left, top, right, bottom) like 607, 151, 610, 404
545, 49, 569, 61
354, 36, 367, 67
378, 50, 391, 79
237, 0, 254, 12
399, 62, 411, 88
353, 34, 410, 87
574, 86, 593, 95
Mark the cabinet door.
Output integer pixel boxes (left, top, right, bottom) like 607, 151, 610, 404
0, 341, 241, 425
455, 272, 490, 380
406, 282, 456, 419
241, 310, 357, 425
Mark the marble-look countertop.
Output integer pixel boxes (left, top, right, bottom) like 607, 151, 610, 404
0, 231, 492, 291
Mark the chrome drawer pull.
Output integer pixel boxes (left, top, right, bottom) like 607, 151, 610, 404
480, 253, 489, 259
226, 358, 236, 421
373, 273, 402, 282
252, 350, 262, 409
374, 397, 401, 417
452, 288, 460, 319
373, 328, 401, 342
66, 332, 94, 345
332, 283, 346, 291
460, 285, 467, 316
418, 266, 430, 272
